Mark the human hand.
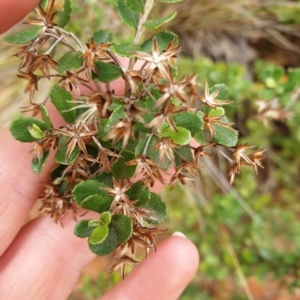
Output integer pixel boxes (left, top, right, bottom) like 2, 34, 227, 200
0, 1, 199, 299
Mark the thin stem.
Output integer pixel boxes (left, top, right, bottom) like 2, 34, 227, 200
143, 133, 154, 155
133, 0, 156, 46
105, 82, 111, 93
53, 27, 85, 52
45, 34, 65, 54
143, 84, 157, 102
44, 33, 76, 52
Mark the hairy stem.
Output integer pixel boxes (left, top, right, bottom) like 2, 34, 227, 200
125, 0, 156, 96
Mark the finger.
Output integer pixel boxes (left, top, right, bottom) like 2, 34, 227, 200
0, 214, 96, 300
99, 234, 199, 300
0, 0, 39, 34
0, 71, 127, 256
0, 102, 67, 256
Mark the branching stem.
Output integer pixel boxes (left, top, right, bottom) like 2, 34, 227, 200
53, 27, 85, 52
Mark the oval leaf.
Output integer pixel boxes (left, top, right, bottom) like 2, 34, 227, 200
89, 225, 109, 245
10, 117, 47, 142
111, 214, 133, 243
101, 211, 112, 225
93, 29, 113, 43
142, 193, 167, 224
117, 0, 139, 30
50, 84, 76, 123
56, 0, 72, 28
28, 124, 44, 140
209, 84, 229, 100
4, 26, 40, 44
161, 126, 191, 145
143, 12, 177, 30
92, 61, 123, 83
72, 180, 107, 204
173, 111, 204, 137
57, 51, 83, 73
111, 43, 141, 58
213, 124, 238, 147
74, 219, 94, 238
124, 0, 145, 12
141, 31, 178, 53
89, 226, 118, 256
81, 194, 113, 213
111, 150, 136, 180
125, 181, 150, 206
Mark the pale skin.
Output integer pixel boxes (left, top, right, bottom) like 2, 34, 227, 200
0, 1, 199, 299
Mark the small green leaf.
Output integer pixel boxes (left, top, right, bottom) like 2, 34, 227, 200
31, 150, 50, 174
213, 124, 238, 147
88, 220, 102, 227
194, 130, 207, 144
126, 181, 150, 206
117, 0, 139, 30
89, 225, 109, 245
72, 180, 107, 204
141, 31, 178, 53
111, 214, 133, 243
142, 193, 167, 224
10, 117, 47, 142
209, 84, 229, 100
107, 105, 126, 126
50, 84, 76, 123
124, 0, 145, 12
173, 112, 204, 137
174, 146, 193, 166
56, 0, 72, 28
40, 104, 53, 129
28, 124, 44, 140
4, 26, 40, 44
81, 194, 113, 213
57, 51, 83, 73
95, 172, 113, 187
93, 29, 113, 43
92, 61, 123, 83
111, 43, 141, 58
54, 135, 80, 165
111, 150, 136, 180
144, 12, 177, 30
208, 107, 225, 117
89, 226, 118, 256
74, 219, 94, 238
161, 126, 191, 145
101, 211, 112, 225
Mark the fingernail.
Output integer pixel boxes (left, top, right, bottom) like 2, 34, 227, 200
172, 231, 186, 238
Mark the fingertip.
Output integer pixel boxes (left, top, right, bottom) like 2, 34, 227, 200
100, 234, 199, 300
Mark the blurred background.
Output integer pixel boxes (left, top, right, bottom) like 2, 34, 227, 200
2, 0, 300, 299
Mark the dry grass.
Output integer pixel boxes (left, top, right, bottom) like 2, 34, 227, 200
160, 0, 300, 62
